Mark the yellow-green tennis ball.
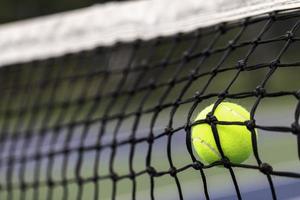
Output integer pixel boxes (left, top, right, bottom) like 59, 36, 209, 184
192, 102, 255, 164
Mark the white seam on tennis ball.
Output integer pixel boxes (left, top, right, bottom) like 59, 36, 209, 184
222, 104, 248, 120
193, 137, 221, 158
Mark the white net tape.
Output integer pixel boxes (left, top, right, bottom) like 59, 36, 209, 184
0, 0, 300, 66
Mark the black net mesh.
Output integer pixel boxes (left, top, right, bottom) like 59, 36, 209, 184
0, 9, 300, 200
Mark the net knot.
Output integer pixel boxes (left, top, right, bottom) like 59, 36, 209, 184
246, 120, 255, 130
111, 140, 117, 148
77, 98, 85, 105
147, 133, 154, 144
53, 125, 61, 132
111, 92, 118, 98
285, 31, 294, 40
154, 37, 162, 45
252, 38, 260, 45
203, 49, 211, 57
221, 157, 231, 168
218, 91, 227, 99
228, 40, 235, 49
96, 145, 102, 151
20, 182, 27, 190
77, 177, 84, 186
168, 79, 175, 86
155, 105, 162, 112
269, 11, 277, 20
78, 146, 84, 153
291, 122, 300, 135
128, 89, 135, 96
169, 167, 177, 177
146, 166, 157, 176
206, 113, 218, 125
194, 30, 201, 37
194, 91, 202, 101
210, 69, 218, 75
48, 151, 55, 158
34, 153, 42, 160
32, 181, 39, 189
115, 41, 122, 47
133, 39, 141, 48
165, 127, 173, 134
184, 123, 191, 132
47, 180, 54, 187
7, 157, 14, 165
270, 60, 280, 69
189, 69, 197, 80
110, 173, 119, 181
94, 96, 101, 102
160, 59, 168, 67
148, 79, 156, 89
259, 163, 273, 174
216, 23, 226, 34
182, 51, 191, 62
192, 161, 203, 170
20, 156, 26, 163
236, 59, 246, 71
174, 33, 183, 42
135, 111, 141, 118
128, 135, 136, 144
174, 99, 181, 106
129, 171, 136, 180
242, 18, 249, 26
91, 176, 98, 183
254, 86, 266, 97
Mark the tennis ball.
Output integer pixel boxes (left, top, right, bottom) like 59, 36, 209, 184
191, 102, 255, 164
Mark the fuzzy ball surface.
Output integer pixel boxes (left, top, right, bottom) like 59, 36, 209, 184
192, 102, 255, 164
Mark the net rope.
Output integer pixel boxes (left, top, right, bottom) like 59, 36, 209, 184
0, 2, 300, 200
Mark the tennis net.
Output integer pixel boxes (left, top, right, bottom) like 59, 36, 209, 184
0, 0, 300, 199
